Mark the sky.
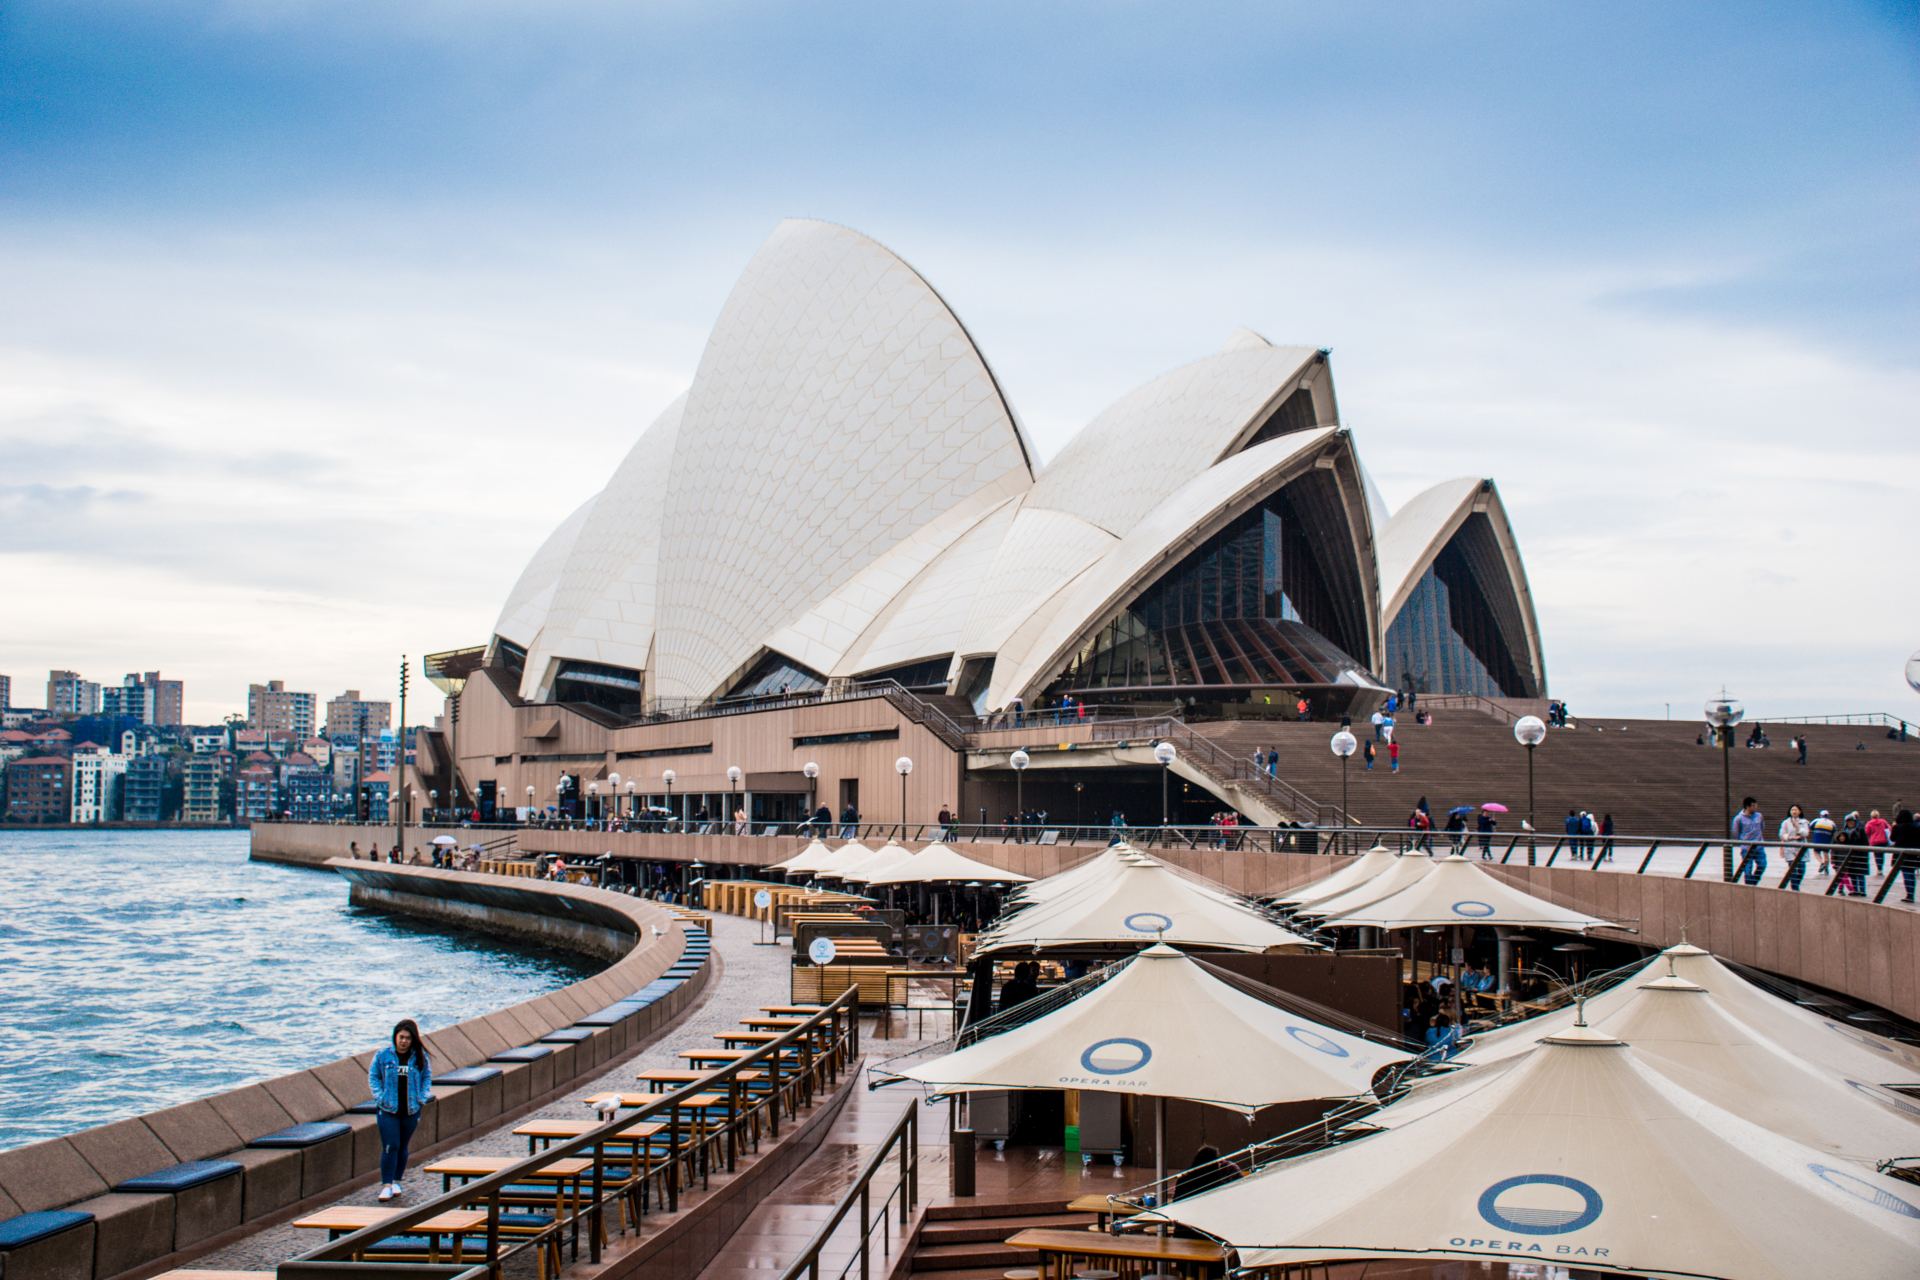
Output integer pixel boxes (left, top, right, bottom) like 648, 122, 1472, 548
1, 1, 1915, 725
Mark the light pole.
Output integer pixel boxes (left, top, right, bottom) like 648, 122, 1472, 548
1329, 730, 1356, 854
663, 769, 676, 829
896, 755, 913, 840
1009, 749, 1029, 841
428, 789, 437, 826
624, 779, 635, 824
803, 761, 819, 829
588, 781, 600, 825
1704, 690, 1744, 881
525, 784, 534, 823
609, 771, 623, 822
1154, 741, 1177, 827
727, 765, 743, 834
1514, 715, 1546, 865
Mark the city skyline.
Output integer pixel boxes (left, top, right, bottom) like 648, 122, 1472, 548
2, 2, 1916, 722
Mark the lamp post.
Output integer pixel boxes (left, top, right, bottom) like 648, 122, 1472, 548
663, 769, 676, 829
1513, 715, 1546, 864
525, 784, 534, 823
1329, 730, 1356, 854
803, 761, 819, 829
428, 789, 437, 826
624, 779, 635, 824
1704, 690, 1744, 881
895, 756, 913, 840
1009, 749, 1029, 841
1154, 741, 1177, 827
609, 771, 622, 822
726, 765, 743, 834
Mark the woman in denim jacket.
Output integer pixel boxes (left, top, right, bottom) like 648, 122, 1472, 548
368, 1019, 433, 1201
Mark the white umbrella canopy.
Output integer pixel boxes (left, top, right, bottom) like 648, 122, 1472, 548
1322, 854, 1610, 931
1292, 849, 1436, 920
1275, 844, 1400, 910
1142, 1027, 1920, 1278
838, 840, 917, 883
880, 944, 1407, 1111
974, 858, 1318, 956
807, 840, 873, 879
771, 838, 838, 873
864, 843, 1033, 886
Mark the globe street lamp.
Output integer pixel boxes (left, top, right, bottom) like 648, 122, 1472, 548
1329, 730, 1357, 854
428, 789, 437, 826
1153, 741, 1177, 827
587, 781, 599, 824
624, 779, 635, 823
663, 768, 676, 829
802, 761, 819, 828
525, 784, 534, 822
1009, 748, 1030, 841
1514, 715, 1546, 864
726, 765, 743, 834
609, 771, 623, 822
896, 756, 914, 840
1704, 690, 1745, 881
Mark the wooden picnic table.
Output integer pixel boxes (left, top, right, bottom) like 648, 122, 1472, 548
583, 1091, 724, 1110
714, 1030, 787, 1045
741, 1016, 811, 1029
760, 1004, 826, 1015
1065, 1192, 1123, 1229
512, 1118, 664, 1154
1004, 1227, 1226, 1280
639, 1067, 766, 1085
291, 1207, 490, 1262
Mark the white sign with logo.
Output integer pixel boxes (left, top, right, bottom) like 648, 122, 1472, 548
753, 889, 772, 909
808, 937, 838, 966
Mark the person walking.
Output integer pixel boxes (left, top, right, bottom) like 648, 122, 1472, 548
1796, 735, 1808, 766
1778, 804, 1812, 890
1363, 738, 1376, 771
369, 1019, 433, 1202
1731, 797, 1767, 885
1564, 809, 1583, 861
1838, 812, 1871, 896
1599, 813, 1616, 863
1265, 747, 1278, 778
1476, 809, 1496, 859
1388, 738, 1401, 773
1890, 808, 1919, 904
1866, 809, 1891, 874
839, 802, 858, 840
1809, 808, 1838, 879
1409, 802, 1433, 852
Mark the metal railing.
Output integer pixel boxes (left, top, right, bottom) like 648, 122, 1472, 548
281, 987, 861, 1277
1762, 711, 1916, 736
1089, 717, 1346, 825
776, 1101, 920, 1280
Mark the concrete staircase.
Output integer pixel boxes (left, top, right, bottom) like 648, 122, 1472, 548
909, 1201, 1097, 1280
1192, 716, 1920, 838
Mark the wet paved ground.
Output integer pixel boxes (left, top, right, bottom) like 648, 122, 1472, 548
194, 910, 793, 1271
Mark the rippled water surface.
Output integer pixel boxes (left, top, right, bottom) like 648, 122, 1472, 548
0, 829, 591, 1150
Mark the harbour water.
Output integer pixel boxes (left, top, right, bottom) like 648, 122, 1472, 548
0, 828, 592, 1150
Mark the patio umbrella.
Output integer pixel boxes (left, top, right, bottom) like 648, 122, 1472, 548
1321, 855, 1609, 932
1138, 1024, 1920, 1278
974, 858, 1318, 956
864, 843, 1032, 886
878, 944, 1410, 1192
771, 838, 837, 874
807, 840, 872, 879
1292, 850, 1436, 920
837, 840, 917, 883
1274, 845, 1400, 911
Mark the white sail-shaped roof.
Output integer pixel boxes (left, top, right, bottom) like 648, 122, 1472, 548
1321, 854, 1608, 931
975, 857, 1317, 955
863, 843, 1032, 886
1143, 1027, 1920, 1277
881, 945, 1405, 1111
806, 840, 873, 879
771, 838, 838, 873
494, 494, 598, 650
649, 220, 1035, 698
837, 840, 917, 883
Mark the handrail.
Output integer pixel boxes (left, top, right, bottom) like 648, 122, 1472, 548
1090, 717, 1347, 825
777, 1099, 919, 1280
1761, 711, 1916, 733
289, 984, 862, 1272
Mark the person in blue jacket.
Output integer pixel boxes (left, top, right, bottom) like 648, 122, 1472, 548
369, 1018, 433, 1201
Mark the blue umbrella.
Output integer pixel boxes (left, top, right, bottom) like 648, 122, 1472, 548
1448, 805, 1475, 817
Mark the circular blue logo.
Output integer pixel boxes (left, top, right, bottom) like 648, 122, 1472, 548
1079, 1038, 1153, 1076
1809, 1163, 1920, 1219
1451, 900, 1497, 918
1285, 1026, 1350, 1057
1845, 1079, 1920, 1120
1477, 1175, 1604, 1235
1123, 912, 1175, 934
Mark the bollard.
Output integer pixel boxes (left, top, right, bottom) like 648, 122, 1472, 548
951, 1126, 977, 1197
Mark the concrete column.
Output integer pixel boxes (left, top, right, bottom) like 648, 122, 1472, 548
1496, 927, 1513, 996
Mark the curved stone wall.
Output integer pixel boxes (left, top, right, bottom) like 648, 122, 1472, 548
0, 864, 711, 1280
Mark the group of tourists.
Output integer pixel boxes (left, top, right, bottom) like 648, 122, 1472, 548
1732, 798, 1919, 901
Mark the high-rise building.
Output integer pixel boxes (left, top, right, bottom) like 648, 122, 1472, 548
123, 754, 169, 822
101, 672, 185, 726
183, 753, 227, 823
5, 756, 73, 823
70, 748, 128, 823
247, 680, 316, 738
0, 673, 10, 710
47, 670, 102, 718
234, 760, 279, 820
325, 690, 392, 740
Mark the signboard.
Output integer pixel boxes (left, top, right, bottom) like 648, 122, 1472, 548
754, 890, 773, 909
808, 936, 838, 966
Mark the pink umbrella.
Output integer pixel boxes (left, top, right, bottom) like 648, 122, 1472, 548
1480, 802, 1509, 813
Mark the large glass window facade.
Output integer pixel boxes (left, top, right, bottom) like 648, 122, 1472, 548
553, 660, 645, 720
1243, 386, 1319, 450
1384, 513, 1539, 698
723, 651, 826, 701
1045, 470, 1373, 695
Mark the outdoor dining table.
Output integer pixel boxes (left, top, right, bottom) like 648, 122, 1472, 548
291, 1207, 490, 1263
638, 1067, 766, 1085
1003, 1227, 1226, 1280
512, 1118, 665, 1156
760, 1005, 826, 1015
740, 1016, 811, 1030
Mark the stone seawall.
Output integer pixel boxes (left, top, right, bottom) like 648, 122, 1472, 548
0, 862, 713, 1280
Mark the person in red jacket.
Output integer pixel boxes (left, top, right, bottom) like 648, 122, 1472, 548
1388, 738, 1401, 773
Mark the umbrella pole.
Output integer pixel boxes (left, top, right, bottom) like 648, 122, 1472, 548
1156, 1094, 1168, 1236
1451, 924, 1464, 1030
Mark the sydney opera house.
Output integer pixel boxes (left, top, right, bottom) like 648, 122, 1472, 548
425, 221, 1546, 828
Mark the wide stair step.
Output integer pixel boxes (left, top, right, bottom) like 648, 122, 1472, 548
918, 1213, 1096, 1245
911, 1241, 1044, 1271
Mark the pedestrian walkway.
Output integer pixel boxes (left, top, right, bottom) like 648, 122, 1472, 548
192, 910, 792, 1271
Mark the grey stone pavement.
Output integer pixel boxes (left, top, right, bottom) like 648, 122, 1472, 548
194, 910, 794, 1271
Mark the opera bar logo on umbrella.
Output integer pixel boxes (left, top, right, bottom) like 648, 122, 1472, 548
1123, 911, 1175, 934
1475, 1174, 1605, 1236
1072, 1037, 1154, 1081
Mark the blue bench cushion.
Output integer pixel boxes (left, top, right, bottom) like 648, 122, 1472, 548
436, 1065, 504, 1085
347, 1099, 380, 1114
490, 1045, 554, 1063
577, 1005, 635, 1027
540, 1027, 596, 1043
252, 1121, 352, 1148
115, 1159, 241, 1192
0, 1210, 94, 1250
